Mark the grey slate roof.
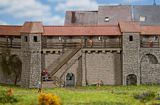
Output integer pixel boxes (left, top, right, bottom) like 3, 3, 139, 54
133, 5, 160, 25
65, 5, 160, 26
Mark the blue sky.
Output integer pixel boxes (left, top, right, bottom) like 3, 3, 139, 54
0, 0, 159, 25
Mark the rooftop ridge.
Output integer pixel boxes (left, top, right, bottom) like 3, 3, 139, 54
43, 25, 118, 27
0, 25, 22, 27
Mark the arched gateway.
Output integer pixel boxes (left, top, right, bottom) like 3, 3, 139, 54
126, 74, 137, 85
65, 73, 75, 86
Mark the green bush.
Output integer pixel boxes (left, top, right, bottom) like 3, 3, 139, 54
0, 89, 18, 104
39, 92, 61, 105
155, 96, 160, 101
134, 91, 156, 102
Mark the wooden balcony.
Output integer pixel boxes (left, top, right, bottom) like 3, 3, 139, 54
42, 42, 81, 49
0, 41, 21, 48
140, 42, 160, 48
42, 42, 122, 49
0, 41, 122, 49
84, 42, 121, 48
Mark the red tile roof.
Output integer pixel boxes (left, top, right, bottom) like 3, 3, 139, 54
21, 22, 43, 33
43, 26, 121, 36
119, 21, 140, 33
141, 26, 160, 35
0, 25, 21, 36
1, 22, 160, 36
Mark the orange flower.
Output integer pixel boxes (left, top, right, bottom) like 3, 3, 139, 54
7, 88, 13, 96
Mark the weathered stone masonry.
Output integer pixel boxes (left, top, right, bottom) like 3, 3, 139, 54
1, 5, 160, 88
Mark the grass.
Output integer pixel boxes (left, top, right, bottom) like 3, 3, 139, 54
0, 84, 160, 105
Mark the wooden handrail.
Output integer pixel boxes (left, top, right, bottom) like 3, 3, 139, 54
141, 42, 159, 48
0, 41, 122, 48
42, 42, 121, 48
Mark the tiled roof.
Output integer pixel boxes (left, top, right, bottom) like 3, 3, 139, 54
43, 26, 121, 36
0, 25, 21, 36
132, 5, 160, 25
1, 22, 160, 36
21, 22, 43, 33
119, 21, 140, 33
141, 26, 160, 35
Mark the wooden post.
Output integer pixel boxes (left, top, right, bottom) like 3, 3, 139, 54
158, 36, 160, 47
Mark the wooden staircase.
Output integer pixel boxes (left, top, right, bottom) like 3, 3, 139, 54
49, 47, 81, 77
42, 47, 82, 88
47, 49, 73, 73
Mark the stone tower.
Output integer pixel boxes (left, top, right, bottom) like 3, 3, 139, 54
120, 22, 141, 85
20, 22, 43, 88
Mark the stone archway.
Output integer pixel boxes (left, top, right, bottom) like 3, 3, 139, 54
65, 73, 75, 86
0, 54, 22, 85
126, 74, 137, 85
7, 55, 22, 85
140, 54, 159, 84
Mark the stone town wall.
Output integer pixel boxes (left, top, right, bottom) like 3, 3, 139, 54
84, 52, 121, 85
44, 53, 60, 73
0, 54, 6, 83
114, 52, 122, 85
139, 48, 160, 84
44, 49, 122, 86
0, 48, 21, 84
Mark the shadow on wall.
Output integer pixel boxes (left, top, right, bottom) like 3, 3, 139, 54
0, 53, 22, 85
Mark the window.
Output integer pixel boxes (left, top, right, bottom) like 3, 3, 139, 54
129, 36, 133, 41
33, 36, 38, 42
104, 17, 109, 22
24, 36, 28, 42
140, 16, 146, 22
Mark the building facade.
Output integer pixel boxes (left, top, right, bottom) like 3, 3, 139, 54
0, 5, 160, 88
